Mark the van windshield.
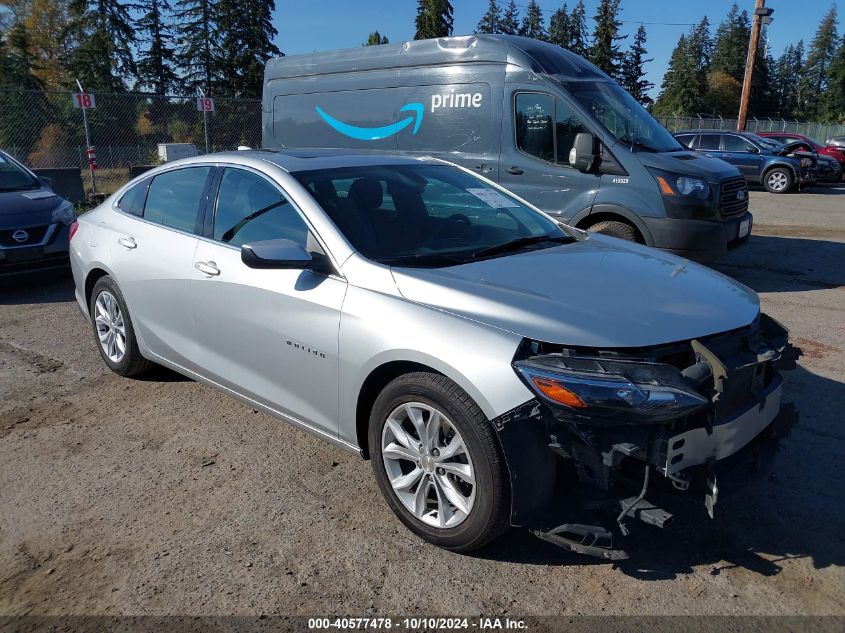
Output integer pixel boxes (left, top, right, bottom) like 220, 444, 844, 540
292, 163, 573, 267
563, 81, 682, 153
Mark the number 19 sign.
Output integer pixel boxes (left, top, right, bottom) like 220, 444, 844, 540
197, 97, 215, 113
72, 92, 96, 109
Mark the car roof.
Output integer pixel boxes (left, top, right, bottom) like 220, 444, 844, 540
161, 149, 441, 173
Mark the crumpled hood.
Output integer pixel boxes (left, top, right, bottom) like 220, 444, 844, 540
391, 234, 760, 348
0, 188, 59, 230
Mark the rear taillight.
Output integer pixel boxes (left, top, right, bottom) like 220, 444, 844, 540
69, 221, 79, 242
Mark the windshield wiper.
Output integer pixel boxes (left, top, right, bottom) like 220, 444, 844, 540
380, 252, 469, 268
470, 234, 574, 259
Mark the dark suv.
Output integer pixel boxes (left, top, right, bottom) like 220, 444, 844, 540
675, 130, 816, 193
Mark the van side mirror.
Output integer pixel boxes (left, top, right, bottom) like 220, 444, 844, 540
241, 238, 331, 273
569, 132, 597, 172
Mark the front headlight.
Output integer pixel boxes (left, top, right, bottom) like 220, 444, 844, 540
515, 358, 709, 424
51, 199, 76, 225
647, 168, 710, 200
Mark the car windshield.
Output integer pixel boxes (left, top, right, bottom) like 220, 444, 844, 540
563, 81, 683, 152
292, 163, 572, 267
748, 134, 785, 150
0, 153, 40, 192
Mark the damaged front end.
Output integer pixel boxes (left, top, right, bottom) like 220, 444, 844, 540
495, 313, 797, 560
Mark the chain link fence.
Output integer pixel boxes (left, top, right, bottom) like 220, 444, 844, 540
3, 88, 845, 199
655, 114, 845, 140
0, 89, 261, 197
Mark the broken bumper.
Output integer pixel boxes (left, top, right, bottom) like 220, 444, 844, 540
493, 313, 796, 559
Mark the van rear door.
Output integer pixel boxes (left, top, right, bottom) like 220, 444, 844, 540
498, 88, 600, 221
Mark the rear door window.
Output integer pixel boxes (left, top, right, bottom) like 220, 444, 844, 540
697, 134, 721, 150
143, 167, 212, 233
118, 178, 150, 217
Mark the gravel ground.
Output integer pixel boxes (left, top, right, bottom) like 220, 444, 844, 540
1, 185, 843, 617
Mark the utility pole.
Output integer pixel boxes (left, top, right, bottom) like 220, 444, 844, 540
737, 0, 774, 130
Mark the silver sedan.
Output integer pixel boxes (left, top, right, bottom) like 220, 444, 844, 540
70, 150, 791, 557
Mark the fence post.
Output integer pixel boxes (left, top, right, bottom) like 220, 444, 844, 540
697, 114, 702, 129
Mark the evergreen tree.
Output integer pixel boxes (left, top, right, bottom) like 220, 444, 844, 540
804, 4, 839, 118
620, 24, 653, 105
568, 0, 589, 57
773, 43, 803, 117
414, 0, 453, 40
476, 0, 502, 35
710, 4, 750, 82
1, 23, 42, 89
215, 0, 281, 97
589, 0, 626, 78
824, 35, 845, 121
654, 26, 708, 116
548, 4, 570, 49
500, 0, 519, 36
136, 0, 179, 94
364, 31, 389, 46
519, 1, 546, 41
65, 0, 136, 91
174, 0, 217, 94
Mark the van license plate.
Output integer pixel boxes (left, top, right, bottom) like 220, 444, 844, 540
738, 219, 750, 238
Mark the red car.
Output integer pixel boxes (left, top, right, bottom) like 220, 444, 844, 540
759, 132, 845, 179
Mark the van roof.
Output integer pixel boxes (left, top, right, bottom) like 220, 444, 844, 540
264, 34, 608, 84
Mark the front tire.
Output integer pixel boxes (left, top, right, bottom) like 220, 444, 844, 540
89, 276, 153, 377
369, 372, 510, 552
587, 219, 642, 242
764, 167, 793, 193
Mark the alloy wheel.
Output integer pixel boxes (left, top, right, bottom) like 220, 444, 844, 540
381, 402, 476, 529
94, 291, 126, 363
768, 171, 788, 191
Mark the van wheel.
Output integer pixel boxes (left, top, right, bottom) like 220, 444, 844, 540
368, 372, 510, 552
764, 167, 793, 193
89, 276, 153, 377
587, 219, 641, 242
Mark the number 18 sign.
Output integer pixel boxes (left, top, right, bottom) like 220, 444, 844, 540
197, 97, 215, 113
72, 92, 96, 109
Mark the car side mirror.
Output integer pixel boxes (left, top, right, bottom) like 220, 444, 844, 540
38, 175, 53, 188
569, 132, 597, 172
747, 146, 760, 154
241, 238, 331, 273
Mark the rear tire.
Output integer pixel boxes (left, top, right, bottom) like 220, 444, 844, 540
587, 219, 641, 242
763, 167, 793, 193
368, 372, 510, 552
89, 276, 153, 377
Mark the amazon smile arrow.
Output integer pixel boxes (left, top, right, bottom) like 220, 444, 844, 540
315, 102, 424, 141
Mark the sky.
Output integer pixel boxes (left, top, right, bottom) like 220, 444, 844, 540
275, 0, 844, 99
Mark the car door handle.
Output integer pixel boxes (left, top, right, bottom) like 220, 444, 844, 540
505, 166, 524, 175
194, 261, 221, 276
117, 237, 136, 249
